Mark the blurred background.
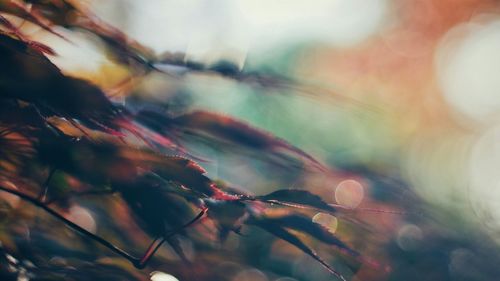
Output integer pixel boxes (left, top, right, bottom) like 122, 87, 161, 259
9, 0, 500, 280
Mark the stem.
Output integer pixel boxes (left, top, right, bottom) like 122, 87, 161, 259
0, 185, 140, 265
136, 237, 165, 269
241, 196, 410, 215
136, 207, 208, 268
0, 184, 208, 269
38, 168, 56, 202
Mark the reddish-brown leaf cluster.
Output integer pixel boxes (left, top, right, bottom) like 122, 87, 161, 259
0, 1, 382, 281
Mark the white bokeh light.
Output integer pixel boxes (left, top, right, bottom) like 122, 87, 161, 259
468, 124, 500, 236
34, 29, 108, 73
91, 0, 387, 64
237, 0, 388, 48
436, 17, 500, 123
334, 179, 365, 209
396, 224, 423, 251
312, 212, 338, 233
67, 205, 97, 234
150, 271, 180, 281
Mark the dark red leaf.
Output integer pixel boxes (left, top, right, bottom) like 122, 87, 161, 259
0, 33, 126, 133
172, 111, 327, 171
250, 218, 347, 281
205, 199, 247, 241
119, 177, 197, 238
260, 214, 359, 257
256, 189, 337, 214
26, 40, 57, 55
3, 1, 67, 40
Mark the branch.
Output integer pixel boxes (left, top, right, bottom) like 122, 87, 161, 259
0, 184, 208, 269
0, 184, 140, 264
136, 206, 208, 268
38, 167, 56, 202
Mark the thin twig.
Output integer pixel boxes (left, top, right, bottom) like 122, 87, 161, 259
137, 237, 165, 269
0, 184, 208, 269
136, 207, 208, 268
0, 184, 140, 265
38, 168, 56, 202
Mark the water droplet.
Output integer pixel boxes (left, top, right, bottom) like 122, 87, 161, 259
312, 213, 338, 233
335, 179, 364, 208
150, 271, 180, 281
396, 224, 423, 251
449, 248, 475, 278
67, 205, 97, 234
436, 17, 500, 123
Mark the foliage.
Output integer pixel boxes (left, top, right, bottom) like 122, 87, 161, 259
0, 1, 396, 280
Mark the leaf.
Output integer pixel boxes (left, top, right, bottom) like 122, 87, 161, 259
260, 214, 359, 258
0, 1, 67, 40
250, 218, 347, 281
205, 199, 247, 241
35, 135, 138, 186
119, 176, 197, 238
26, 40, 57, 56
148, 155, 241, 200
166, 236, 190, 263
150, 156, 213, 196
1, 0, 155, 70
33, 129, 230, 200
172, 111, 327, 171
256, 189, 337, 214
134, 109, 174, 133
0, 33, 126, 134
